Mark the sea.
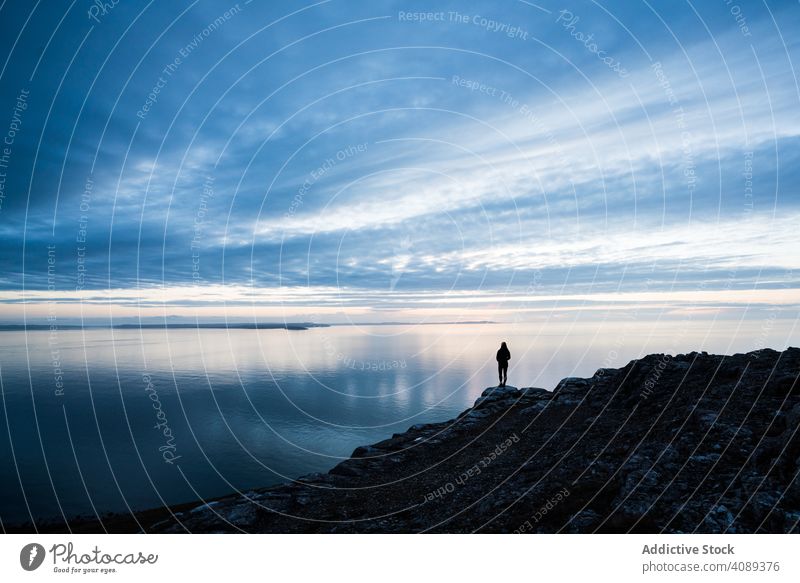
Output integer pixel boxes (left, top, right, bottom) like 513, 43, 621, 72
0, 319, 796, 525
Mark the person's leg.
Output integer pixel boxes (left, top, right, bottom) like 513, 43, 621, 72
501, 363, 508, 386
498, 362, 503, 386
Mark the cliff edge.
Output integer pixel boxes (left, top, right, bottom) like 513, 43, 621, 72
54, 347, 800, 533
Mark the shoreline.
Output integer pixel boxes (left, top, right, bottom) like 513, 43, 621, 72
8, 347, 800, 534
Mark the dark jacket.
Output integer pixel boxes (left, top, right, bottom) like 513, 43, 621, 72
496, 347, 511, 363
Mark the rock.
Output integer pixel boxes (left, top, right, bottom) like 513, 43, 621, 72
295, 472, 335, 487
352, 445, 382, 458
519, 387, 551, 398
480, 385, 520, 398
464, 408, 493, 420
111, 347, 796, 534
766, 374, 799, 397
409, 423, 432, 432
329, 461, 366, 478
555, 378, 590, 393
703, 505, 735, 531
189, 501, 220, 514
225, 503, 259, 527
520, 402, 548, 415
567, 510, 602, 532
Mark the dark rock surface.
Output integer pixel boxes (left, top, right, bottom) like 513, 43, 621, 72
37, 348, 800, 533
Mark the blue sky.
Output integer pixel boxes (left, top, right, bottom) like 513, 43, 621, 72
0, 0, 798, 323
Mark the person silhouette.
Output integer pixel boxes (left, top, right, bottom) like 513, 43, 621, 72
496, 341, 511, 387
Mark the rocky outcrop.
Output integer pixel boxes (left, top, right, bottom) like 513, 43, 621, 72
88, 348, 800, 532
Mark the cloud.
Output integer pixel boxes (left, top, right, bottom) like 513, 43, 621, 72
0, 0, 798, 322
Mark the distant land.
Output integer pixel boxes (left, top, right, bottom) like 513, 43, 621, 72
0, 321, 495, 331
0, 323, 324, 331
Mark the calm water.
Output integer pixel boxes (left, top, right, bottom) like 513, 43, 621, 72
0, 320, 797, 525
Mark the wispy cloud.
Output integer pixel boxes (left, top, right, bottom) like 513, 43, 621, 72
0, 0, 798, 322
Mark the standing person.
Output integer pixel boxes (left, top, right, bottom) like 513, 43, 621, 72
496, 341, 511, 387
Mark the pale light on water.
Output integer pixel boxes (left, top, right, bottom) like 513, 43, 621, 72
0, 319, 796, 524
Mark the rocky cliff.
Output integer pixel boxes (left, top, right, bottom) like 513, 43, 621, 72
89, 348, 800, 532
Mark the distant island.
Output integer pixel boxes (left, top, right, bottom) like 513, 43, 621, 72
0, 321, 496, 331
14, 347, 799, 534
0, 322, 327, 331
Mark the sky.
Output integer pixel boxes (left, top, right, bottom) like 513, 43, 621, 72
0, 0, 798, 325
